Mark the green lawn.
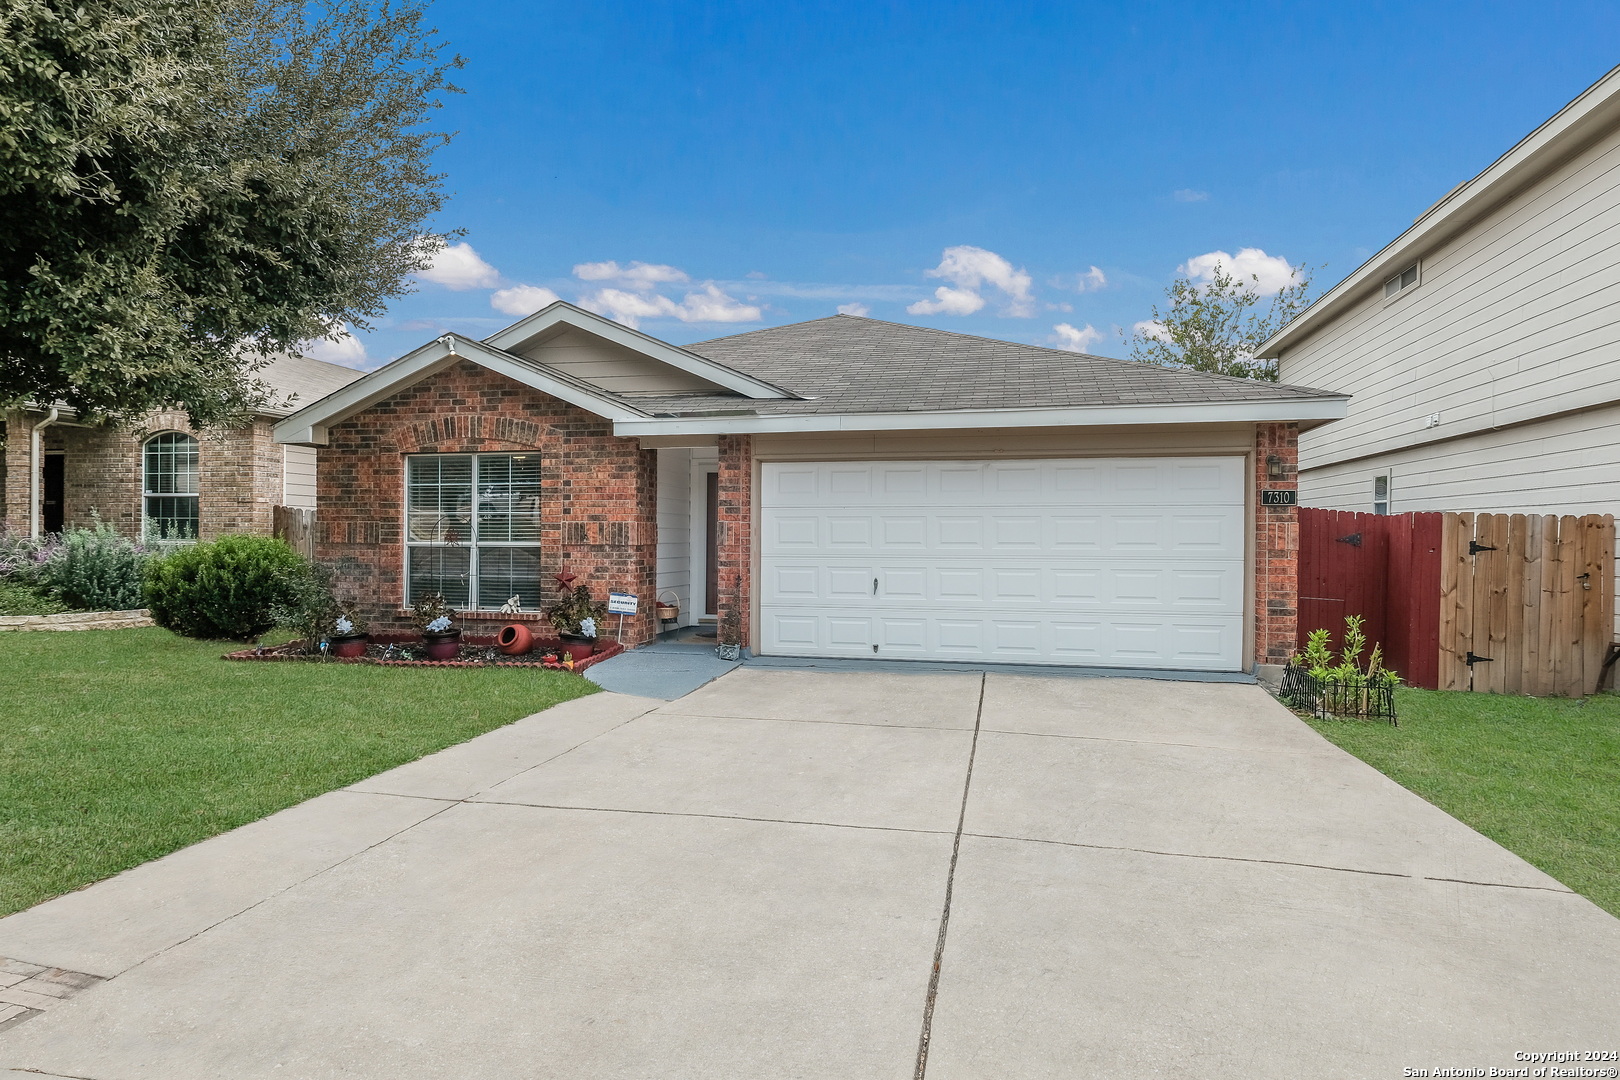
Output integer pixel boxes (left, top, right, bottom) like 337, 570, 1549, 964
1308, 688, 1620, 916
0, 627, 598, 917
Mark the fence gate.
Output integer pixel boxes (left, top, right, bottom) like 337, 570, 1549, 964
272, 505, 316, 560
1439, 513, 1615, 696
1297, 509, 1442, 689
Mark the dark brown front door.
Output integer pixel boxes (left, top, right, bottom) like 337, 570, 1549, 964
42, 453, 64, 534
705, 472, 720, 615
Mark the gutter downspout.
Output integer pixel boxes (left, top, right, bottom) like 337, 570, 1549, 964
29, 408, 59, 538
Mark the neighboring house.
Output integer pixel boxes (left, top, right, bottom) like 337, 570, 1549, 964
275, 302, 1345, 673
1260, 65, 1620, 523
1, 354, 364, 542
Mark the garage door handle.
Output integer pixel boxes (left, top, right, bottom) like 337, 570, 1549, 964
873, 577, 878, 595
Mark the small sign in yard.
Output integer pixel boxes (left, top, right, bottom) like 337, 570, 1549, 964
1261, 489, 1297, 506
607, 592, 639, 615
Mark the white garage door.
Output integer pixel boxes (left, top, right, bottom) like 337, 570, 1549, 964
758, 458, 1247, 671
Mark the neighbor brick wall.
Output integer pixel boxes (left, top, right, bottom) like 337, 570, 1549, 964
1254, 421, 1300, 666
715, 434, 753, 649
0, 408, 278, 539
316, 358, 660, 644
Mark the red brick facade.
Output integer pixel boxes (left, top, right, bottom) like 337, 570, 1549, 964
714, 434, 753, 649
1254, 421, 1300, 666
315, 359, 660, 644
1, 408, 279, 540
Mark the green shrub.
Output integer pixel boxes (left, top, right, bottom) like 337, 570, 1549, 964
42, 522, 153, 611
144, 535, 308, 640
0, 580, 71, 616
269, 561, 342, 653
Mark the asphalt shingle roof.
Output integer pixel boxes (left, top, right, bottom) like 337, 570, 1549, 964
624, 315, 1344, 417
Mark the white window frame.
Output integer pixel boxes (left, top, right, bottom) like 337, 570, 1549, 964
1383, 261, 1420, 302
1373, 474, 1391, 516
142, 432, 200, 542
404, 452, 542, 610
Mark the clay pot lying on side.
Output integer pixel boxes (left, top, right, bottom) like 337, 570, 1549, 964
496, 623, 533, 655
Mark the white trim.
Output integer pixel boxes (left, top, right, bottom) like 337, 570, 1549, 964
611, 397, 1349, 437
273, 335, 647, 445
1258, 63, 1620, 358
482, 301, 796, 400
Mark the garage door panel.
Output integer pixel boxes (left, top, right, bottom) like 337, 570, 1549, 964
760, 458, 1246, 671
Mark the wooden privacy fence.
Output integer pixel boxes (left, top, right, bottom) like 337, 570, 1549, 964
1440, 513, 1615, 696
1298, 509, 1616, 696
272, 505, 315, 559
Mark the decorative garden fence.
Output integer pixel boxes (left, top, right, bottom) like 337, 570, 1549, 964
1299, 509, 1616, 696
1279, 662, 1398, 724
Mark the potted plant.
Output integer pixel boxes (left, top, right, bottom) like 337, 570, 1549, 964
414, 592, 461, 660
716, 575, 742, 661
330, 610, 370, 658
547, 583, 607, 661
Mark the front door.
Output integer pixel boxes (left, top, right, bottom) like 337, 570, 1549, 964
705, 472, 720, 615
42, 452, 65, 534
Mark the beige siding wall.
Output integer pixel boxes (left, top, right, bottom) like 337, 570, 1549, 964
655, 448, 693, 626
514, 327, 721, 394
752, 423, 1256, 460
1281, 121, 1620, 472
282, 444, 318, 509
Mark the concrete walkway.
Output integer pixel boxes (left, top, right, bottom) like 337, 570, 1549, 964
2, 670, 1618, 1078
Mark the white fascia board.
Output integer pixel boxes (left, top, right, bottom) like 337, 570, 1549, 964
1258, 62, 1620, 359
483, 301, 796, 400
612, 397, 1349, 437
273, 335, 646, 445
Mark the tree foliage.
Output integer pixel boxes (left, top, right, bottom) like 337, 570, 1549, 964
1126, 262, 1313, 381
0, 0, 461, 426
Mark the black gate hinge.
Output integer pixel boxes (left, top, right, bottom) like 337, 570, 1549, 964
1335, 533, 1362, 547
1469, 540, 1497, 555
1465, 651, 1494, 665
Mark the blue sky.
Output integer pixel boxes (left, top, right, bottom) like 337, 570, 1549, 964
315, 1, 1620, 368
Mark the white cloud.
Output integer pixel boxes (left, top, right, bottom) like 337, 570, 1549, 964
908, 285, 986, 317
1173, 188, 1210, 203
417, 241, 500, 290
573, 260, 689, 289
578, 284, 761, 329
837, 302, 870, 316
1180, 248, 1298, 296
490, 284, 562, 316
1081, 265, 1106, 290
299, 323, 368, 368
1132, 319, 1169, 341
1051, 323, 1104, 353
908, 245, 1035, 317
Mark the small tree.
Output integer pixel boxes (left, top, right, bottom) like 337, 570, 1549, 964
1126, 262, 1313, 381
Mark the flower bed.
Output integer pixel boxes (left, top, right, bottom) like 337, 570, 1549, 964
224, 632, 624, 671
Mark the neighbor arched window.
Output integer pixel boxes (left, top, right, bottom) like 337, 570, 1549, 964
143, 432, 200, 541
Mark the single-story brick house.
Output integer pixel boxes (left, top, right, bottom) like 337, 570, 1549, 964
1, 354, 362, 542
274, 303, 1346, 672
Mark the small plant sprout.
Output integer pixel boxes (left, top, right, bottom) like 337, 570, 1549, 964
426, 614, 452, 634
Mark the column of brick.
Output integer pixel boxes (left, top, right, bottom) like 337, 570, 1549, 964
715, 434, 753, 650
1253, 421, 1300, 666
1, 411, 33, 534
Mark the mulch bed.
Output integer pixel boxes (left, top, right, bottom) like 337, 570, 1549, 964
223, 632, 624, 671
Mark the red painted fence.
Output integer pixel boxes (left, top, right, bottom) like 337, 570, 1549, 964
1297, 509, 1443, 690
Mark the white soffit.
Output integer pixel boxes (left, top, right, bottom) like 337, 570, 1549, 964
483, 301, 798, 400
272, 335, 647, 445
611, 397, 1350, 437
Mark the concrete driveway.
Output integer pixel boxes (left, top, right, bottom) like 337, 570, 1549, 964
2, 670, 1619, 1079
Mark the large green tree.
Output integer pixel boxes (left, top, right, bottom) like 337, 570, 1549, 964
1126, 261, 1314, 381
0, 0, 461, 426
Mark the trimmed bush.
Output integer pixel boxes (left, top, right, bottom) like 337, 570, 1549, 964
144, 536, 308, 640
44, 523, 152, 611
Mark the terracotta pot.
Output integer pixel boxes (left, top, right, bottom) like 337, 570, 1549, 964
422, 629, 462, 660
330, 635, 368, 659
559, 633, 595, 661
496, 623, 533, 655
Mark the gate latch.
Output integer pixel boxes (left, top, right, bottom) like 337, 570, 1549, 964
1465, 651, 1494, 666
1469, 540, 1497, 555
1335, 533, 1362, 547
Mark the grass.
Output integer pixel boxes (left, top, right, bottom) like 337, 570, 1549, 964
1307, 688, 1620, 916
0, 627, 598, 917
0, 580, 72, 616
